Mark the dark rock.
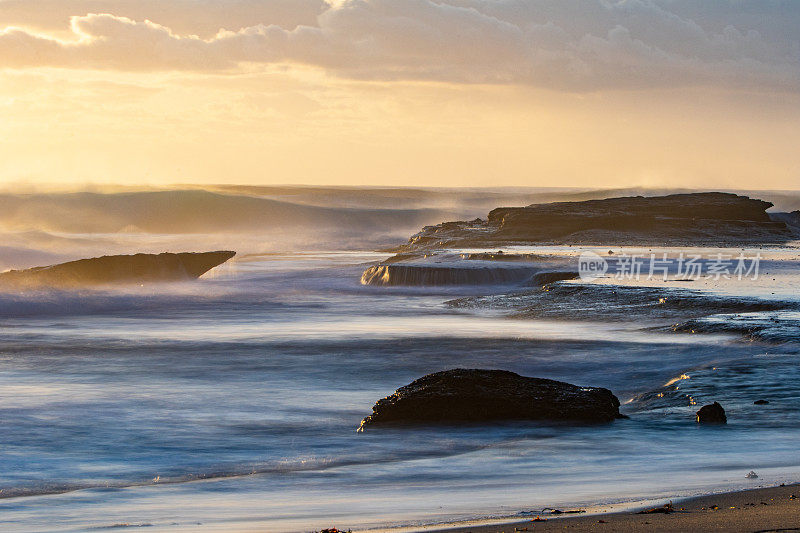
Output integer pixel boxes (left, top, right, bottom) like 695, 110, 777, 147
0, 251, 236, 289
543, 509, 584, 515
488, 192, 772, 226
696, 402, 727, 424
525, 271, 579, 286
638, 503, 674, 514
362, 251, 560, 286
360, 263, 536, 286
754, 399, 770, 405
398, 193, 792, 251
358, 369, 624, 431
461, 252, 544, 262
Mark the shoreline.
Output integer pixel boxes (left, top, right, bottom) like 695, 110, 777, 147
405, 484, 800, 533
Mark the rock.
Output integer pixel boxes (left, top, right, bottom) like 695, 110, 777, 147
638, 503, 674, 514
696, 402, 727, 424
397, 193, 792, 251
754, 399, 770, 405
0, 251, 236, 289
358, 369, 624, 431
746, 471, 759, 479
360, 263, 536, 286
361, 251, 569, 286
525, 271, 579, 286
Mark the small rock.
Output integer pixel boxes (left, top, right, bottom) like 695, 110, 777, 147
696, 402, 727, 424
746, 471, 759, 479
754, 399, 770, 405
638, 503, 674, 514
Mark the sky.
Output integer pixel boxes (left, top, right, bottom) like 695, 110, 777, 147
0, 0, 798, 189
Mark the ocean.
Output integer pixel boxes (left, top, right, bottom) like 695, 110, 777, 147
0, 188, 798, 532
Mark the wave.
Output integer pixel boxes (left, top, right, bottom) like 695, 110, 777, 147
0, 245, 69, 272
0, 189, 454, 235
5, 187, 798, 236
209, 185, 800, 213
0, 285, 317, 318
669, 311, 800, 343
0, 440, 493, 501
448, 284, 800, 345
627, 351, 800, 421
448, 284, 793, 320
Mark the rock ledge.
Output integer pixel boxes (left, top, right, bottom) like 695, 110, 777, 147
0, 251, 236, 289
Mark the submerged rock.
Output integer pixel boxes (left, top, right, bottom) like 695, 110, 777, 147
0, 251, 235, 289
754, 399, 770, 405
358, 369, 624, 431
696, 402, 727, 424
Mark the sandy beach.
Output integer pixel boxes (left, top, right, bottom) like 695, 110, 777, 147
427, 484, 799, 533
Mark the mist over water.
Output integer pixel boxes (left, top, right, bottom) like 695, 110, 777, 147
1, 186, 798, 270
0, 187, 799, 532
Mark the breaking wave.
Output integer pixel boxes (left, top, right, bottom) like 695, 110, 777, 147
0, 189, 454, 240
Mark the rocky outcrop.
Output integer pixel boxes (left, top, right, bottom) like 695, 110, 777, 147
361, 250, 564, 287
0, 251, 235, 289
399, 193, 793, 250
358, 369, 624, 431
696, 402, 727, 424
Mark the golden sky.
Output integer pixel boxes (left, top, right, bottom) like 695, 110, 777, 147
1, 0, 798, 189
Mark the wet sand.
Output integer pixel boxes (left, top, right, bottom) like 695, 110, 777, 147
425, 484, 799, 533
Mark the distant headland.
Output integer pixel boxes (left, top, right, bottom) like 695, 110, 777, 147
394, 192, 799, 251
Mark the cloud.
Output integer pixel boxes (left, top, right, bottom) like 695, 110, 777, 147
0, 0, 798, 92
0, 0, 326, 37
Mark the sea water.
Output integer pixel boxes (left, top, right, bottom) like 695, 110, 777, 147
0, 247, 799, 532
